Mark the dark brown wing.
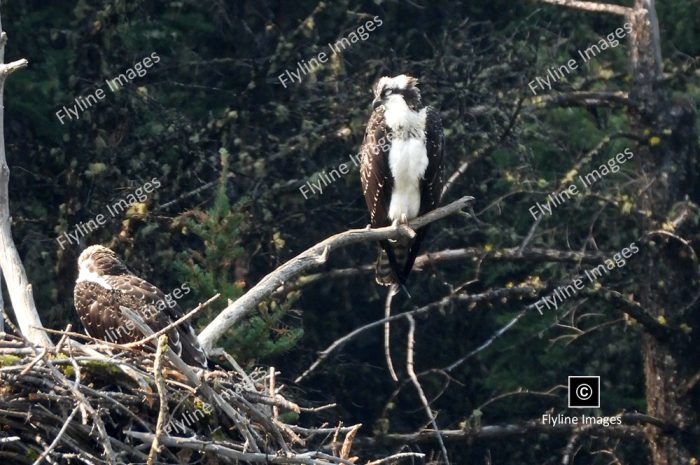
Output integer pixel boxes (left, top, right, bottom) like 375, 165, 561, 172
103, 274, 207, 368
360, 106, 394, 228
420, 107, 445, 214
74, 281, 139, 343
75, 275, 207, 368
402, 106, 444, 278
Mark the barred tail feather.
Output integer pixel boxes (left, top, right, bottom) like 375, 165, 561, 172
375, 248, 395, 286
375, 239, 411, 286
178, 326, 209, 369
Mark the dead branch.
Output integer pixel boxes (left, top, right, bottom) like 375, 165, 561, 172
125, 431, 357, 465
198, 195, 475, 352
273, 246, 605, 295
147, 335, 169, 465
536, 0, 632, 16
0, 16, 50, 347
443, 308, 529, 372
405, 315, 450, 465
295, 286, 537, 383
443, 97, 524, 197
374, 413, 666, 444
384, 286, 399, 382
366, 452, 426, 465
0, 329, 379, 464
122, 293, 220, 348
529, 91, 630, 108
584, 287, 673, 341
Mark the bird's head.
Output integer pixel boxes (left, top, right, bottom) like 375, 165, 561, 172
372, 74, 422, 111
77, 245, 130, 277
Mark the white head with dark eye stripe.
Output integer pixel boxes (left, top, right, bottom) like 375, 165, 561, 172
372, 74, 422, 112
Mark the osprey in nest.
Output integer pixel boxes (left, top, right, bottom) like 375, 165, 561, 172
360, 74, 444, 286
73, 245, 207, 368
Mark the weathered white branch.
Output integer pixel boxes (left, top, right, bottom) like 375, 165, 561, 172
197, 195, 474, 352
0, 14, 50, 347
537, 0, 632, 16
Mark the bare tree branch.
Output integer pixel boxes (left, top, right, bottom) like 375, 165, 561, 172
384, 286, 399, 382
274, 247, 605, 294
198, 195, 475, 352
536, 0, 632, 16
125, 431, 357, 465
295, 286, 537, 383
406, 315, 450, 465
586, 287, 673, 341
529, 91, 629, 108
147, 335, 169, 465
0, 16, 50, 347
373, 412, 667, 444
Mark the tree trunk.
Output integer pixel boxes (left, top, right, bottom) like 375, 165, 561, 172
0, 11, 51, 347
628, 1, 700, 463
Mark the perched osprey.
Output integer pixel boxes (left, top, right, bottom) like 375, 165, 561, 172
73, 245, 207, 368
360, 74, 444, 286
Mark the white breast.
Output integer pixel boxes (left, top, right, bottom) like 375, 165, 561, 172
388, 138, 428, 221
383, 101, 428, 222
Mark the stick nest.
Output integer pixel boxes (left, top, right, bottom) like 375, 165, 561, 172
0, 332, 367, 465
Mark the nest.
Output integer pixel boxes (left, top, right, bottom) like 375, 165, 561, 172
0, 329, 371, 465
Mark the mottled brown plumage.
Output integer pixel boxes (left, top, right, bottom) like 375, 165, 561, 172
73, 245, 207, 368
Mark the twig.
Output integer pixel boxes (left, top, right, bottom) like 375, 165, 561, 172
528, 91, 629, 108
120, 305, 264, 453
198, 196, 475, 352
518, 215, 542, 255
239, 389, 303, 414
339, 423, 361, 461
561, 432, 580, 465
270, 366, 278, 420
405, 315, 450, 465
157, 176, 227, 210
125, 431, 356, 465
366, 452, 426, 465
384, 286, 399, 383
444, 309, 528, 372
148, 335, 169, 465
585, 288, 672, 341
331, 423, 342, 457
295, 286, 536, 383
54, 324, 72, 353
31, 404, 80, 465
208, 347, 256, 389
122, 293, 220, 348
43, 357, 116, 464
19, 347, 47, 375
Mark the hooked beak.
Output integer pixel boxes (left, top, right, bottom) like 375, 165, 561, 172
372, 97, 383, 110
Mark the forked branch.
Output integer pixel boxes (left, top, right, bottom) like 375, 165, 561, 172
197, 195, 474, 352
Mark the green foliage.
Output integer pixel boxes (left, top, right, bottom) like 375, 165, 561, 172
225, 300, 304, 365
174, 148, 302, 364
177, 148, 246, 305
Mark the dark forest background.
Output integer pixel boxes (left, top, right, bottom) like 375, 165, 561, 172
2, 0, 699, 463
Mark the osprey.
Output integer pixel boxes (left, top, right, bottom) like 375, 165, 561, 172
360, 74, 444, 286
73, 245, 207, 368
